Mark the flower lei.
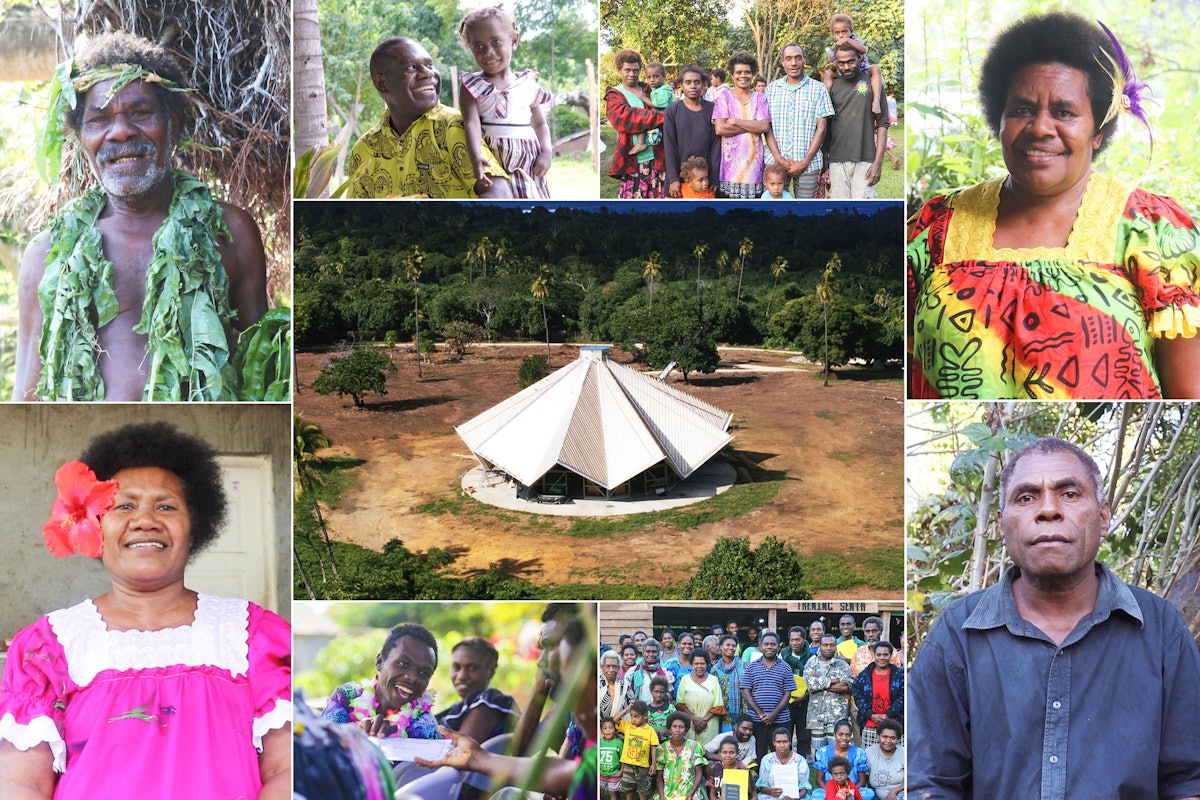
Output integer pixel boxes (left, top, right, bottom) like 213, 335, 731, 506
36, 170, 236, 401
41, 461, 117, 558
348, 683, 436, 738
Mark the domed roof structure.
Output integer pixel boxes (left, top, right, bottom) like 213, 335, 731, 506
455, 346, 733, 498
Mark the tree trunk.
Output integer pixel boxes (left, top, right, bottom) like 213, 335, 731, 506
293, 548, 317, 599
292, 0, 329, 155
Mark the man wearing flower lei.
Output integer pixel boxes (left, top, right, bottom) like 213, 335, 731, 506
321, 623, 442, 741
14, 31, 268, 401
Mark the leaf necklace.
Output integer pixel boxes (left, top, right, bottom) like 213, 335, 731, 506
37, 170, 235, 400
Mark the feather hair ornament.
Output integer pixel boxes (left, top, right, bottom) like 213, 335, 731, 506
1096, 20, 1153, 159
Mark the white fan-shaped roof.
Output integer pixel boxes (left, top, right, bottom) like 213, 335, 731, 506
455, 347, 733, 490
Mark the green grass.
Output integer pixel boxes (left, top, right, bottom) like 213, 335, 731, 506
799, 546, 905, 591
563, 478, 783, 536
548, 151, 599, 199
600, 125, 620, 198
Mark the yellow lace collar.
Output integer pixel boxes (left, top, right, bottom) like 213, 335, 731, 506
943, 172, 1131, 264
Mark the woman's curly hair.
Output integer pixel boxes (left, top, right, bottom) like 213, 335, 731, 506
81, 421, 226, 556
979, 11, 1120, 156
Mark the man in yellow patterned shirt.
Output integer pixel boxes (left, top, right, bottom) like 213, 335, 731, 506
348, 37, 510, 198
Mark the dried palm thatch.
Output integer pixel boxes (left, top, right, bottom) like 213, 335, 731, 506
11, 0, 291, 296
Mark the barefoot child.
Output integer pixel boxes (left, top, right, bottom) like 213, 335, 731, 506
761, 163, 792, 199
679, 156, 715, 198
457, 5, 553, 198
823, 14, 884, 115
600, 717, 625, 800
618, 701, 659, 800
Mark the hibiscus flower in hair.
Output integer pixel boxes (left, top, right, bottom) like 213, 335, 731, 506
42, 461, 118, 557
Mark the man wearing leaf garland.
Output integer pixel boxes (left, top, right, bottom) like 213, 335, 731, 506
14, 32, 268, 402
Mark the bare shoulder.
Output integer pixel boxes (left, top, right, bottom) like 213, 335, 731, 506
218, 201, 265, 250
216, 201, 268, 328
18, 229, 53, 290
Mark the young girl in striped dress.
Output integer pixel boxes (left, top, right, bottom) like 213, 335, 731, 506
457, 5, 554, 198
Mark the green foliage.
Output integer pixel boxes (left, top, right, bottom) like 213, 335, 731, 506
768, 294, 855, 367
639, 293, 720, 383
518, 354, 550, 388
600, 0, 732, 88
384, 330, 399, 346
312, 346, 396, 407
681, 536, 813, 599
231, 306, 292, 401
909, 0, 1200, 213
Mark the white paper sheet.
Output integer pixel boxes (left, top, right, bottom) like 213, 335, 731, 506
774, 766, 801, 798
375, 737, 454, 763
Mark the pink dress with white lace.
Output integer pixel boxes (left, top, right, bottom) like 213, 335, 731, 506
0, 594, 291, 800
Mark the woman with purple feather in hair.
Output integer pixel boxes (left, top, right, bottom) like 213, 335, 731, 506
906, 11, 1200, 400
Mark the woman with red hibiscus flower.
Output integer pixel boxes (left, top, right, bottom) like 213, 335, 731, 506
0, 422, 291, 800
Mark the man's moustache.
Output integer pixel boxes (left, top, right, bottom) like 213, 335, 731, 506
97, 142, 157, 164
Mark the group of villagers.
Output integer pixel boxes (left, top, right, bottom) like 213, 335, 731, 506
597, 618, 904, 800
605, 13, 896, 200
296, 603, 597, 800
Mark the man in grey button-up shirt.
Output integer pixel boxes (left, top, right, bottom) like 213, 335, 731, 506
908, 437, 1200, 800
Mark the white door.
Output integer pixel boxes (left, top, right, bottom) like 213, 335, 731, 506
188, 456, 278, 612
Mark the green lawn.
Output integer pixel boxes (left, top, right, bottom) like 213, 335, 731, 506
600, 116, 905, 200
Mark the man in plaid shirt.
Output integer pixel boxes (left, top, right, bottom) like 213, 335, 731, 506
764, 43, 833, 198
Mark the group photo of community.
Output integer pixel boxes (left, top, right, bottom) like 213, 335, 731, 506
600, 0, 903, 200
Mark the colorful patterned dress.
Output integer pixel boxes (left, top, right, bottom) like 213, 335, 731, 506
0, 595, 291, 800
656, 737, 707, 800
461, 69, 553, 199
712, 90, 770, 198
907, 173, 1200, 399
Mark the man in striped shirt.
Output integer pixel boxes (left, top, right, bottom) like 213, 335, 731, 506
740, 630, 794, 764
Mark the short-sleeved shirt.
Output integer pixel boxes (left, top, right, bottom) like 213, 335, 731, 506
906, 174, 1200, 399
347, 105, 504, 198
617, 718, 660, 767
657, 738, 707, 797
764, 76, 834, 174
908, 562, 1200, 799
598, 735, 624, 777
865, 744, 905, 796
827, 75, 886, 165
711, 90, 771, 185
705, 733, 757, 765
742, 656, 793, 723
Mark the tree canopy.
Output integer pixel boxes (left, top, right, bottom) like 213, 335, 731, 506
294, 202, 903, 375
312, 346, 397, 407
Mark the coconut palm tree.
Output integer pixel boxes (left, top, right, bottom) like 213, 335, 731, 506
472, 236, 493, 280
693, 242, 708, 291
643, 251, 663, 310
403, 245, 425, 378
293, 414, 337, 589
737, 237, 753, 300
767, 256, 788, 317
817, 252, 842, 387
531, 266, 553, 363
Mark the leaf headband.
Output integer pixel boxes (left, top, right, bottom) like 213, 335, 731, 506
37, 60, 191, 187
1095, 20, 1153, 158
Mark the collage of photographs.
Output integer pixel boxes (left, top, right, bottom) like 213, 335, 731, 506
0, 0, 1197, 798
